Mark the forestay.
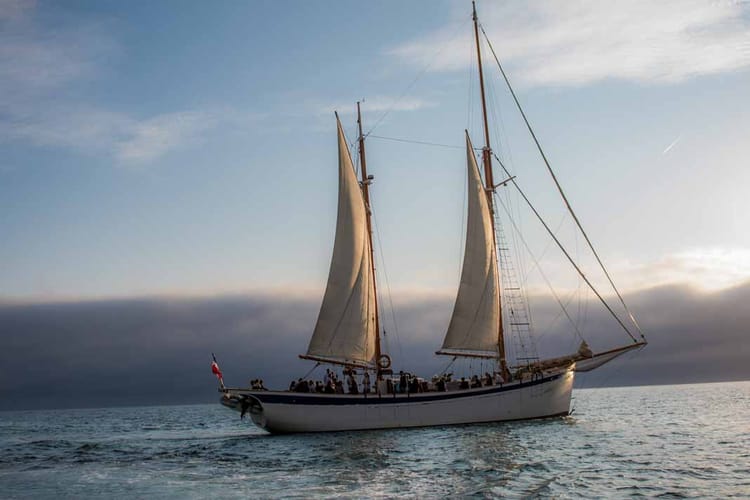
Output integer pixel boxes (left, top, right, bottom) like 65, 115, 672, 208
438, 133, 501, 358
303, 118, 377, 367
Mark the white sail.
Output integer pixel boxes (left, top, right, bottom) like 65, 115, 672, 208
438, 133, 501, 358
304, 118, 377, 367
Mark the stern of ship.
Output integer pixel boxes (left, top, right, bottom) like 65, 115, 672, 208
221, 392, 267, 430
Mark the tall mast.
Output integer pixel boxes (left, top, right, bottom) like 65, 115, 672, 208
357, 101, 383, 378
472, 1, 509, 380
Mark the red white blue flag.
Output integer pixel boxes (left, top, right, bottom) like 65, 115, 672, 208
211, 360, 223, 380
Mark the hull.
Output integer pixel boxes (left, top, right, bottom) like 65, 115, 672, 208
221, 369, 574, 433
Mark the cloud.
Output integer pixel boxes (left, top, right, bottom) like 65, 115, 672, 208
1, 283, 748, 410
1, 104, 216, 166
0, 0, 34, 21
390, 0, 750, 87
3, 106, 130, 152
502, 244, 750, 298
0, 25, 109, 95
609, 248, 750, 292
114, 111, 216, 165
326, 96, 436, 115
0, 1, 219, 166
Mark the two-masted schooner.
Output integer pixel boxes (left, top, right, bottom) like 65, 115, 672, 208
216, 3, 646, 433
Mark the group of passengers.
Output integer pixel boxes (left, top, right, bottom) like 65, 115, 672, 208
397, 371, 427, 393
282, 368, 507, 395
249, 379, 267, 390
289, 368, 372, 395
457, 372, 496, 390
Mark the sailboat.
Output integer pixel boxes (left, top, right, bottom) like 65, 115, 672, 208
216, 3, 646, 433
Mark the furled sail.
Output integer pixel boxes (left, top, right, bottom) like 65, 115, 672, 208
438, 133, 501, 358
303, 118, 377, 367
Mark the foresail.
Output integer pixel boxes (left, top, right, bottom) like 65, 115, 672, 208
573, 342, 646, 372
515, 341, 646, 374
304, 118, 377, 367
438, 133, 500, 357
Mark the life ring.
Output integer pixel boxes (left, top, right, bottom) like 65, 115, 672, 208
377, 354, 392, 369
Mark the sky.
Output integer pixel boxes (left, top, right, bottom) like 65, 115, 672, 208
1, 0, 750, 408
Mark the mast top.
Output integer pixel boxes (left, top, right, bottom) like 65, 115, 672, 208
472, 0, 493, 182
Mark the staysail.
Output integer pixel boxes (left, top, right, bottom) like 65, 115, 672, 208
438, 133, 501, 358
302, 117, 377, 367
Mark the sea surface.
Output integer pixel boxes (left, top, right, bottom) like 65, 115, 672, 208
1, 381, 748, 499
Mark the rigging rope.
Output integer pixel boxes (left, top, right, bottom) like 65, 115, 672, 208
365, 18, 471, 137
494, 193, 586, 344
299, 362, 321, 381
479, 22, 646, 342
439, 356, 458, 376
371, 212, 404, 365
494, 154, 639, 344
368, 134, 468, 150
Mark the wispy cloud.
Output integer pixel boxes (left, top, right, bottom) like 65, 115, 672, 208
303, 94, 438, 135
0, 1, 109, 106
511, 245, 750, 298
3, 106, 129, 152
314, 95, 436, 117
0, 0, 34, 21
1, 102, 217, 166
611, 247, 750, 292
114, 111, 216, 165
339, 96, 435, 114
0, 1, 219, 166
390, 0, 750, 87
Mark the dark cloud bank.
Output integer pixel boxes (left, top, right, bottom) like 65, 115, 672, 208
1, 283, 748, 410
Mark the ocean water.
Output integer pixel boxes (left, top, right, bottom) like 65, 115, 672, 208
1, 381, 748, 499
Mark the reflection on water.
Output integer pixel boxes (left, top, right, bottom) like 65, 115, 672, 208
0, 381, 748, 498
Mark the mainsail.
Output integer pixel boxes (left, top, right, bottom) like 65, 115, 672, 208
438, 133, 501, 358
302, 117, 377, 367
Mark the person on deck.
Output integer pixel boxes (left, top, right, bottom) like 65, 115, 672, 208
436, 376, 446, 392
409, 376, 419, 393
399, 371, 407, 394
348, 371, 359, 394
363, 371, 371, 394
459, 377, 469, 390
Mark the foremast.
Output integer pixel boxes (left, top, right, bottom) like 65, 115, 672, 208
300, 111, 382, 372
300, 114, 380, 369
357, 102, 384, 379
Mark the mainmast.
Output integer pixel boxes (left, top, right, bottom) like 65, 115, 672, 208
472, 1, 509, 380
357, 102, 384, 378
